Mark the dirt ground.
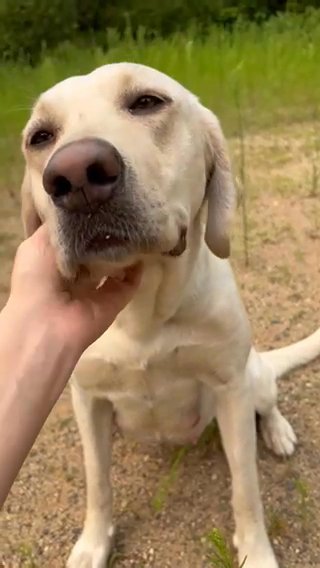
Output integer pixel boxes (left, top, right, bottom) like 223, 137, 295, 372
1, 123, 320, 568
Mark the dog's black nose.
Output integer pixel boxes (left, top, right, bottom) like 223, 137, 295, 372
43, 137, 123, 212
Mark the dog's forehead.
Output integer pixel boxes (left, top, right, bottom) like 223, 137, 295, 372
36, 63, 192, 111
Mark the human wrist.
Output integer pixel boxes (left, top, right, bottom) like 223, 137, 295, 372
0, 300, 82, 376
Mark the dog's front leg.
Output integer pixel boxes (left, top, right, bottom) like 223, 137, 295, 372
215, 378, 278, 568
67, 382, 114, 568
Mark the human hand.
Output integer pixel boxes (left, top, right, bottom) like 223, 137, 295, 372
7, 225, 142, 353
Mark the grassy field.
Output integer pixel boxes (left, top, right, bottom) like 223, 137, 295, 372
2, 10, 320, 189
1, 11, 320, 568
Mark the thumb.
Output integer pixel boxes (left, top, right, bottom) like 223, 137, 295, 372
11, 224, 60, 292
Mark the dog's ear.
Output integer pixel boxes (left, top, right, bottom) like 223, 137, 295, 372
21, 170, 41, 237
202, 108, 236, 258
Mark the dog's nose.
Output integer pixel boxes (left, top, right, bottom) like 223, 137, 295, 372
43, 138, 123, 212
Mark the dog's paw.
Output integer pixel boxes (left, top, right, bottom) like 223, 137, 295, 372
241, 553, 278, 568
234, 532, 278, 568
67, 527, 114, 568
260, 407, 297, 457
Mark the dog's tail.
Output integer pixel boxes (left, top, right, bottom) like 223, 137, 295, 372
259, 327, 320, 380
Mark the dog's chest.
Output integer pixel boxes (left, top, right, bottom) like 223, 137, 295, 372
75, 328, 219, 443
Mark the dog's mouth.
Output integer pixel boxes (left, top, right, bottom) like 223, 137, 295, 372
88, 231, 130, 251
55, 202, 187, 279
85, 226, 187, 258
56, 205, 150, 260
81, 227, 156, 260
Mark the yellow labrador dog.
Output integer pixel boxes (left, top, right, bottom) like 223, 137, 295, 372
21, 63, 320, 568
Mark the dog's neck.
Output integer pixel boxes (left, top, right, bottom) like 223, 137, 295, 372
116, 214, 210, 336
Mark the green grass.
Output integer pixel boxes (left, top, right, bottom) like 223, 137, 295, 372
151, 421, 220, 512
16, 542, 38, 568
151, 446, 188, 512
2, 11, 320, 189
207, 529, 247, 568
294, 477, 314, 528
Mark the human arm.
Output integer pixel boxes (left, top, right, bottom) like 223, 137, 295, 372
0, 226, 140, 506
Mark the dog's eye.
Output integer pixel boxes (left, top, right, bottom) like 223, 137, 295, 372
129, 95, 166, 115
29, 129, 54, 147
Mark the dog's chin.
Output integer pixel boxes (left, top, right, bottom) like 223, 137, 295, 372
55, 225, 187, 283
57, 241, 139, 283
82, 242, 140, 283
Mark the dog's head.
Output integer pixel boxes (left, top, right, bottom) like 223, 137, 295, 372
21, 63, 235, 278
